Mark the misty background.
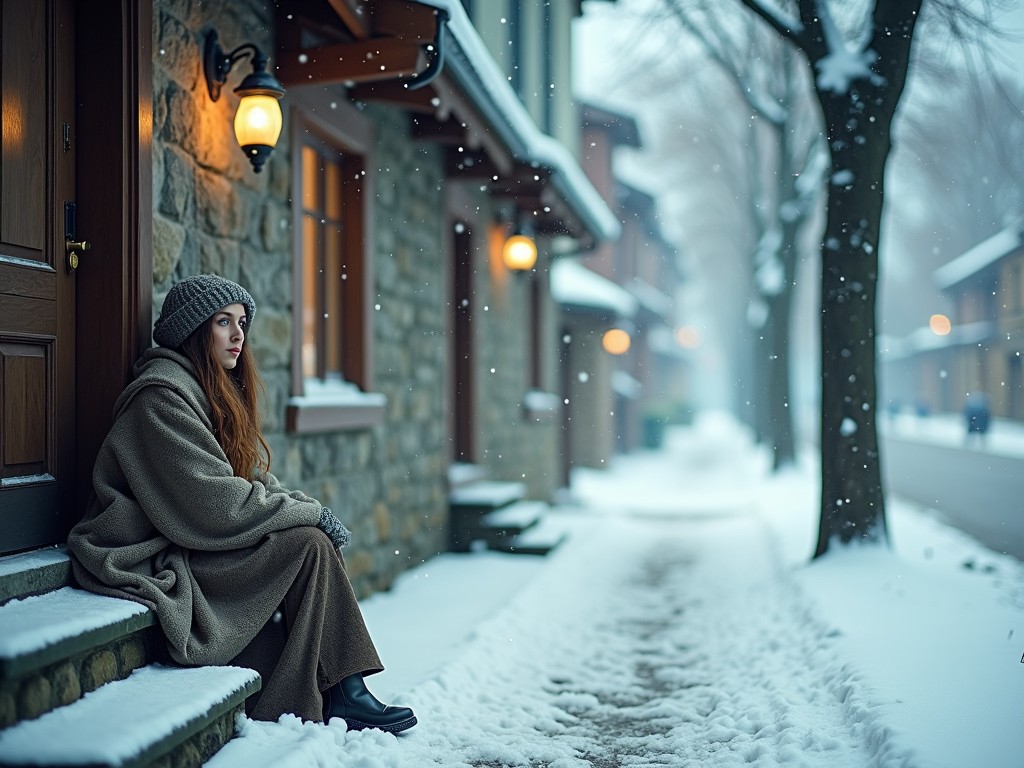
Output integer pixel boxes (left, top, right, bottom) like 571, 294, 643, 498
571, 0, 1024, 425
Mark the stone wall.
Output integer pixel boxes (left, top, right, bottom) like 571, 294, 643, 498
152, 0, 448, 598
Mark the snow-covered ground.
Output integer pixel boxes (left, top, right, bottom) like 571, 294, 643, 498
207, 413, 1024, 768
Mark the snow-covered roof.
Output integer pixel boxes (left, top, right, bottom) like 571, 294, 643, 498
934, 224, 1023, 290
880, 321, 995, 360
628, 278, 673, 319
551, 259, 638, 318
412, 0, 620, 242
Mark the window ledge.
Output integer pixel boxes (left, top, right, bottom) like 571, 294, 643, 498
523, 390, 561, 423
286, 386, 387, 433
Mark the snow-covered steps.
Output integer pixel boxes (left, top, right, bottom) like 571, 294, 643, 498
479, 500, 546, 538
0, 587, 154, 680
448, 479, 566, 556
449, 480, 527, 510
0, 549, 162, 729
0, 664, 260, 767
0, 547, 72, 604
490, 514, 570, 556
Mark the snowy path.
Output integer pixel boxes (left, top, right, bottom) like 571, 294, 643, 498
212, 419, 905, 767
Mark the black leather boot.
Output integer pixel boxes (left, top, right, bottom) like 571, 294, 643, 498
322, 674, 417, 733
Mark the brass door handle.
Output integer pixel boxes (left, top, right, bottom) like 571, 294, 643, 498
65, 239, 90, 271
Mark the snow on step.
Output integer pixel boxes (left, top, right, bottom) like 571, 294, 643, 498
0, 547, 69, 580
502, 514, 573, 554
481, 500, 546, 529
0, 587, 150, 667
0, 664, 260, 767
449, 481, 525, 507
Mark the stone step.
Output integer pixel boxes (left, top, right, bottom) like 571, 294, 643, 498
448, 481, 526, 511
490, 516, 571, 557
0, 550, 159, 729
478, 500, 546, 538
0, 664, 260, 768
0, 547, 72, 605
0, 587, 154, 681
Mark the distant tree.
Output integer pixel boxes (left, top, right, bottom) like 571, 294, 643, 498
713, 0, 925, 554
659, 1, 826, 470
725, 0, 1008, 555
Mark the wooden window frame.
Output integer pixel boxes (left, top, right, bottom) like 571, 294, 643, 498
286, 99, 383, 433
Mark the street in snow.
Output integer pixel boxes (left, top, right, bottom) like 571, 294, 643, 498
205, 414, 1024, 768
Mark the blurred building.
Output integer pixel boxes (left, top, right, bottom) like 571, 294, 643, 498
0, 0, 620, 595
554, 101, 688, 479
881, 219, 1024, 420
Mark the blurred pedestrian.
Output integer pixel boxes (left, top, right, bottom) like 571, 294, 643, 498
963, 391, 991, 445
67, 275, 416, 733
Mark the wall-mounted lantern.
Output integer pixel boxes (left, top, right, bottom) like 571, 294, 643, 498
602, 328, 631, 355
502, 233, 538, 272
203, 30, 285, 173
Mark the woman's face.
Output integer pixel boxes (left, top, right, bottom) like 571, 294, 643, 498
210, 303, 247, 370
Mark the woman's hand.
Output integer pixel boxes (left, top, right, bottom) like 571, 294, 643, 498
316, 507, 352, 549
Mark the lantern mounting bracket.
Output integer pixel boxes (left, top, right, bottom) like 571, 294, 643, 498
203, 30, 284, 103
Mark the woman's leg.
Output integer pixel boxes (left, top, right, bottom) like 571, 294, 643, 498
229, 526, 383, 722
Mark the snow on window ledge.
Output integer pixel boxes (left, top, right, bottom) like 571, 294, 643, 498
286, 379, 387, 434
523, 390, 561, 423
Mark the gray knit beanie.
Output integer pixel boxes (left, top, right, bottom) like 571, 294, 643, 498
153, 275, 256, 349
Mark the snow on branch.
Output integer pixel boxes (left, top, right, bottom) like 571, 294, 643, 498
814, 0, 878, 93
736, 0, 805, 39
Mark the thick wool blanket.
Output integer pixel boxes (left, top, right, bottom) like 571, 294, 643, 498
67, 348, 322, 666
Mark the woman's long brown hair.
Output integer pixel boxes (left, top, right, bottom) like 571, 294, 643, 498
179, 320, 271, 479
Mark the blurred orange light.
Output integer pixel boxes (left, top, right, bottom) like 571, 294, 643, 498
929, 314, 951, 336
675, 325, 702, 349
502, 235, 537, 271
602, 328, 631, 355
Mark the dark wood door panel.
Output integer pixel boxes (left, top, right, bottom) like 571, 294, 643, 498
0, 0, 75, 555
0, 0, 48, 254
0, 341, 50, 477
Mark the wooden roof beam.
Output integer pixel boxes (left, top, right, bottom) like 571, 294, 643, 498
349, 80, 439, 113
411, 114, 466, 144
326, 0, 370, 39
372, 0, 437, 43
277, 38, 424, 87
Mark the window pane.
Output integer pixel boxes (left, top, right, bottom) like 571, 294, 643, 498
302, 214, 320, 379
325, 159, 343, 221
302, 146, 319, 212
325, 225, 344, 375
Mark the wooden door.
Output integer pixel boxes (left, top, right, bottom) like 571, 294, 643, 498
0, 0, 77, 554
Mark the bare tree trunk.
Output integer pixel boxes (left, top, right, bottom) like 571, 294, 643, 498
811, 2, 922, 553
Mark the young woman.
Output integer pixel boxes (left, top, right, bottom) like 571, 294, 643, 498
67, 274, 416, 733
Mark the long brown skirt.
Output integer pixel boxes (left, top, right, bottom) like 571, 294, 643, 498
225, 527, 383, 722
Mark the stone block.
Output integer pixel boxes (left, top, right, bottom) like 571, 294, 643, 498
80, 649, 117, 693
198, 235, 241, 281
50, 661, 81, 708
160, 145, 195, 221
162, 80, 200, 153
344, 549, 374, 581
261, 202, 289, 252
116, 634, 148, 674
195, 168, 244, 238
373, 502, 391, 541
156, 10, 198, 91
240, 257, 289, 311
153, 215, 186, 284
249, 308, 291, 369
0, 688, 16, 729
17, 676, 52, 721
